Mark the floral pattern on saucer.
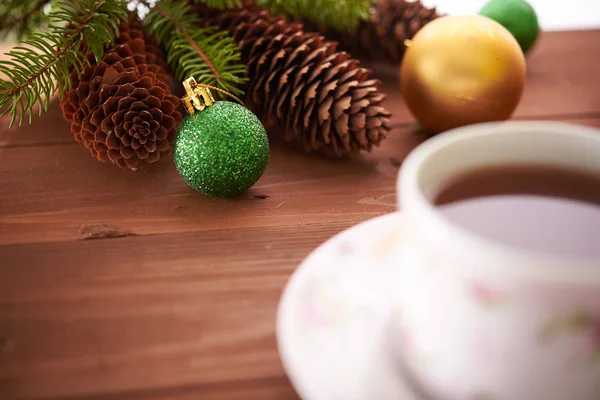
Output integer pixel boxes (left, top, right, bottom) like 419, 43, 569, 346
470, 281, 504, 308
297, 276, 375, 330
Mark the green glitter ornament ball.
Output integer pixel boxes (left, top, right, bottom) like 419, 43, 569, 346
480, 0, 540, 54
173, 101, 269, 197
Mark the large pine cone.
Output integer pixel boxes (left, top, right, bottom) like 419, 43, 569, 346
197, 5, 391, 157
61, 16, 182, 170
301, 0, 439, 64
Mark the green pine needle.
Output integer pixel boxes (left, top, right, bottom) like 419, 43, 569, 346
144, 0, 247, 96
0, 0, 51, 40
257, 0, 375, 31
193, 0, 243, 8
190, 0, 374, 30
0, 0, 128, 127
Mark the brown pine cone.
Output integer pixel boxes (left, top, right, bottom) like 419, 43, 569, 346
196, 5, 391, 157
60, 16, 182, 170
301, 0, 439, 64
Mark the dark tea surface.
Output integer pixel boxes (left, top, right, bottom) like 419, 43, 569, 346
435, 164, 600, 258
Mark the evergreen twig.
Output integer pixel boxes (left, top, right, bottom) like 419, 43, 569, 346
0, 0, 51, 39
144, 0, 247, 96
190, 0, 375, 30
195, 0, 242, 8
0, 0, 128, 127
257, 0, 375, 31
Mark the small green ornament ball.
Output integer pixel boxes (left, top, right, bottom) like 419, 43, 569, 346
480, 0, 540, 54
173, 101, 269, 197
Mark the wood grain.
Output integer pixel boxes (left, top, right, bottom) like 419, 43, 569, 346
1, 223, 342, 399
1, 30, 600, 400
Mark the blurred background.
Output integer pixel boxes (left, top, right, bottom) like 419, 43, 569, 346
427, 0, 600, 30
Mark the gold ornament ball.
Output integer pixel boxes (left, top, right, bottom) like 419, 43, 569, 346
400, 15, 526, 134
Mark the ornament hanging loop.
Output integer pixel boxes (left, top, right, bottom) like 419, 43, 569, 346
181, 77, 245, 115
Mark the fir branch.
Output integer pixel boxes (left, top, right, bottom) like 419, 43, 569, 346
0, 0, 128, 127
257, 0, 375, 31
189, 0, 374, 30
144, 0, 247, 96
0, 0, 51, 39
194, 0, 242, 8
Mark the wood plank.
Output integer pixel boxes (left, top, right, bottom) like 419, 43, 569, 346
2, 117, 600, 246
0, 101, 74, 148
0, 223, 346, 400
71, 378, 299, 400
0, 127, 412, 245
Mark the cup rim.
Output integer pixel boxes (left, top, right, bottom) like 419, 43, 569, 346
398, 120, 600, 284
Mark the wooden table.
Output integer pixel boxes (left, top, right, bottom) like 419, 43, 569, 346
1, 30, 599, 400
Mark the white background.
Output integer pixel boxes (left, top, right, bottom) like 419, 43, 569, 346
424, 0, 600, 31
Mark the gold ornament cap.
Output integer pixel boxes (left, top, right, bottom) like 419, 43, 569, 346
181, 77, 246, 115
182, 77, 215, 115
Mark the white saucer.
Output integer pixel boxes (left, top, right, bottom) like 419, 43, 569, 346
276, 212, 421, 400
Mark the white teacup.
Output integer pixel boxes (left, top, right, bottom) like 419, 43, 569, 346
395, 121, 600, 400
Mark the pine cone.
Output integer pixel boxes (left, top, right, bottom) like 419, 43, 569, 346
301, 0, 439, 64
60, 16, 182, 170
197, 5, 391, 157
